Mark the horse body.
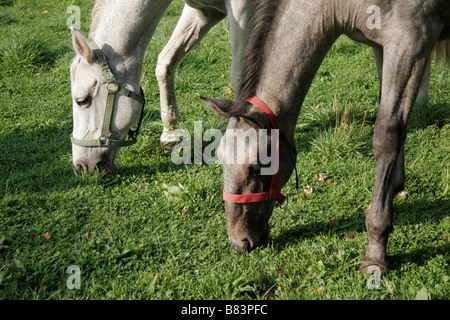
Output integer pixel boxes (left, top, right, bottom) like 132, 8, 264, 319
157, 0, 436, 148
203, 0, 449, 271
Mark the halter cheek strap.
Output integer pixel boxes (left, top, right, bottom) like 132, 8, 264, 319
222, 96, 286, 205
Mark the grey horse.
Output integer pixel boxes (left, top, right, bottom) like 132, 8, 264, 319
202, 0, 450, 272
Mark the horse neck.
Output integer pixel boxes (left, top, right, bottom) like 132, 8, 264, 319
90, 0, 173, 82
253, 0, 348, 140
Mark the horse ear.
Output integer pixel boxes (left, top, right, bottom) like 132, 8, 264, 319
200, 97, 235, 118
71, 27, 94, 63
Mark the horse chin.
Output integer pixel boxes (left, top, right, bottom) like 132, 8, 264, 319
225, 200, 274, 252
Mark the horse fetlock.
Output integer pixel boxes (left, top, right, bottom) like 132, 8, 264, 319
364, 207, 392, 272
366, 201, 393, 229
161, 106, 180, 125
367, 216, 393, 238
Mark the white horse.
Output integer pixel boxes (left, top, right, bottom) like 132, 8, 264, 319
70, 0, 431, 173
70, 0, 253, 173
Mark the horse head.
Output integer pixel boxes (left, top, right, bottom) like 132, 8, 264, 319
70, 28, 144, 174
202, 96, 296, 252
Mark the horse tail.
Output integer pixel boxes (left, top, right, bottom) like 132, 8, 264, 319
434, 39, 450, 65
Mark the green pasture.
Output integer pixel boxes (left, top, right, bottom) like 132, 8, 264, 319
0, 0, 449, 300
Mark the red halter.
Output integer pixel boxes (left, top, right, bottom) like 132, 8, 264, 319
222, 96, 286, 205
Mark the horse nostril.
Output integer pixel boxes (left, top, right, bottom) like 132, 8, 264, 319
241, 238, 251, 251
74, 161, 88, 174
229, 238, 252, 252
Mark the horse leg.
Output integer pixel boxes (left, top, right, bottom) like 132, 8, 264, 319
372, 46, 383, 99
371, 46, 432, 193
416, 57, 431, 103
373, 46, 431, 104
156, 4, 226, 150
361, 41, 433, 273
225, 0, 254, 92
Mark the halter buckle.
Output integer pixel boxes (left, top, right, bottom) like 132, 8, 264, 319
106, 81, 119, 93
98, 136, 110, 147
279, 196, 288, 209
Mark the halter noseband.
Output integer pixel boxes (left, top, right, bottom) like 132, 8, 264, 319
222, 96, 287, 205
70, 39, 146, 148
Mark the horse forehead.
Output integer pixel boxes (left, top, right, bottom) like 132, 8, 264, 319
72, 59, 102, 87
220, 129, 259, 165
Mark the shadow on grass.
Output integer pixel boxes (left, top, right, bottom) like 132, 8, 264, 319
0, 122, 73, 190
0, 111, 183, 197
117, 159, 187, 178
270, 197, 449, 270
408, 101, 450, 129
390, 242, 450, 270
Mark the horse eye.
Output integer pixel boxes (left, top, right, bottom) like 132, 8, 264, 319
76, 96, 91, 108
249, 165, 261, 176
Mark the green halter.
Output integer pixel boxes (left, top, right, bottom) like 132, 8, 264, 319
70, 39, 145, 148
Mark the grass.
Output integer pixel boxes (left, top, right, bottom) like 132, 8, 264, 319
307, 96, 372, 159
0, 0, 449, 300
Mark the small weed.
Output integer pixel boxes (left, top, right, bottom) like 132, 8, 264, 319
409, 101, 450, 128
309, 97, 371, 159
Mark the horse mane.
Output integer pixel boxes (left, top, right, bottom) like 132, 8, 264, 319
89, 0, 110, 37
231, 0, 281, 116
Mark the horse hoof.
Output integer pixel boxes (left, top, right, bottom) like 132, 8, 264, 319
364, 265, 382, 274
160, 140, 178, 152
359, 257, 391, 274
160, 131, 181, 152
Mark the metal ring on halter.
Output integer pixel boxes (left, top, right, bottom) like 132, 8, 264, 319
106, 81, 120, 93
279, 196, 288, 209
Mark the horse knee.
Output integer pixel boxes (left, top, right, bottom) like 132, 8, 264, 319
155, 54, 172, 83
372, 120, 407, 195
366, 207, 393, 238
373, 121, 406, 160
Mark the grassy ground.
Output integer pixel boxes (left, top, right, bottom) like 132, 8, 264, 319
0, 0, 449, 300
